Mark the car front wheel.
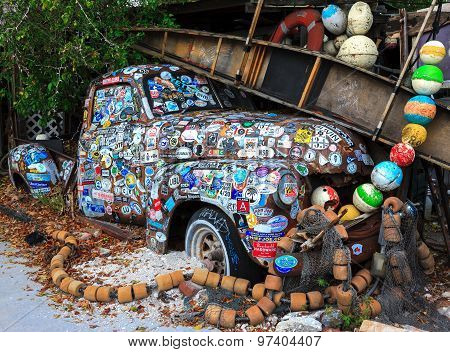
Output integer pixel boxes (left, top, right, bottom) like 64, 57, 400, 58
185, 206, 265, 283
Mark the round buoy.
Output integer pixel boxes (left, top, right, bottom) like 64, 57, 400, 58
337, 35, 378, 69
290, 292, 308, 311
252, 283, 266, 301
155, 273, 174, 292
245, 305, 265, 326
334, 224, 348, 241
324, 286, 338, 304
264, 275, 283, 291
360, 298, 382, 318
383, 197, 404, 213
60, 277, 74, 293
273, 291, 285, 306
401, 123, 427, 148
205, 304, 222, 325
351, 269, 373, 293
324, 40, 338, 56
347, 1, 373, 36
420, 40, 446, 65
389, 251, 412, 285
64, 236, 78, 247
338, 205, 361, 222
307, 291, 324, 310
322, 4, 347, 35
233, 278, 250, 295
371, 161, 403, 192
170, 270, 185, 287
411, 65, 444, 95
336, 284, 354, 313
118, 286, 134, 303
324, 209, 339, 223
133, 283, 149, 300
191, 268, 209, 286
297, 205, 325, 223
333, 248, 348, 280
67, 280, 85, 297
404, 95, 436, 126
353, 183, 383, 213
257, 296, 276, 315
333, 34, 348, 50
220, 276, 237, 292
219, 309, 236, 328
390, 143, 415, 167
96, 286, 114, 302
84, 285, 99, 301
311, 186, 340, 211
205, 272, 221, 288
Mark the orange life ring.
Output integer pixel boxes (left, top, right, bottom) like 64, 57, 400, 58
270, 9, 324, 51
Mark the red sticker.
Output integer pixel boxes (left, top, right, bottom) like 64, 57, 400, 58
236, 198, 250, 214
252, 241, 277, 258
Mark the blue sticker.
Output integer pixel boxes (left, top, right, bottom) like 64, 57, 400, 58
351, 243, 363, 256
164, 197, 175, 212
274, 255, 298, 273
267, 215, 289, 232
26, 173, 51, 182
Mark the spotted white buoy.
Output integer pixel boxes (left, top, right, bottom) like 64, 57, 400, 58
347, 1, 373, 36
324, 40, 338, 56
322, 4, 347, 35
334, 34, 348, 50
337, 35, 378, 69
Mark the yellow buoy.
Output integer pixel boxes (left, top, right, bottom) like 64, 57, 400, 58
401, 123, 427, 148
338, 205, 361, 222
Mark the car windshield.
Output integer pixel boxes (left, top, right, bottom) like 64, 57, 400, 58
144, 69, 220, 116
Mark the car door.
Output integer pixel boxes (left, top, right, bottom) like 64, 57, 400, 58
77, 82, 147, 225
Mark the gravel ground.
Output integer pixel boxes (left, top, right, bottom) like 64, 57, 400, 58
0, 241, 210, 332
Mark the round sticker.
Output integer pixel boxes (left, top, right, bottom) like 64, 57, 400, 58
329, 152, 343, 166
274, 255, 298, 274
125, 173, 137, 189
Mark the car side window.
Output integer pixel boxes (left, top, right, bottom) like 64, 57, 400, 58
92, 84, 138, 127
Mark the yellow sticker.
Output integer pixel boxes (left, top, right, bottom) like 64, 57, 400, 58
246, 213, 258, 228
294, 129, 312, 143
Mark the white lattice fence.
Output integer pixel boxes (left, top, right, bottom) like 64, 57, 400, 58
26, 113, 64, 140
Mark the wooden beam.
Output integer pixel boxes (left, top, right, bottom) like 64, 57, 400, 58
210, 37, 223, 75
298, 57, 321, 108
161, 31, 168, 58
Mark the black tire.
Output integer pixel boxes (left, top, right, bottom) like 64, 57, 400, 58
185, 206, 265, 283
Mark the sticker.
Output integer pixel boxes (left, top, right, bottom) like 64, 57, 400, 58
267, 215, 289, 232
252, 241, 278, 259
352, 243, 363, 256
155, 231, 167, 242
253, 207, 274, 218
274, 255, 298, 273
304, 149, 316, 162
92, 189, 114, 202
176, 147, 192, 159
347, 162, 357, 174
294, 129, 313, 143
329, 152, 342, 166
125, 173, 136, 189
294, 163, 309, 176
168, 174, 181, 189
243, 187, 260, 205
237, 198, 250, 214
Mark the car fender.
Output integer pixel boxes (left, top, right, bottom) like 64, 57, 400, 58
8, 143, 61, 197
145, 158, 307, 267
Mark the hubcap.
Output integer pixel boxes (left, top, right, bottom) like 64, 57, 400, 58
193, 227, 226, 275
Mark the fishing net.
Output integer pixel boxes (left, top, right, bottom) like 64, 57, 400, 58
377, 201, 450, 331
283, 208, 350, 293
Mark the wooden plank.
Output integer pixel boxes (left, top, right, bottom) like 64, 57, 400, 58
298, 57, 321, 108
210, 37, 223, 74
83, 218, 138, 241
161, 31, 168, 57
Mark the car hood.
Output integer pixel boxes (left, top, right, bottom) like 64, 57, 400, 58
156, 110, 373, 176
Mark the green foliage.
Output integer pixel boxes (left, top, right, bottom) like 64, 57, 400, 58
0, 0, 177, 125
386, 1, 434, 11
317, 278, 329, 288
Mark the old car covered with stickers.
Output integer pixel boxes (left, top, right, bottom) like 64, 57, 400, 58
9, 64, 376, 281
